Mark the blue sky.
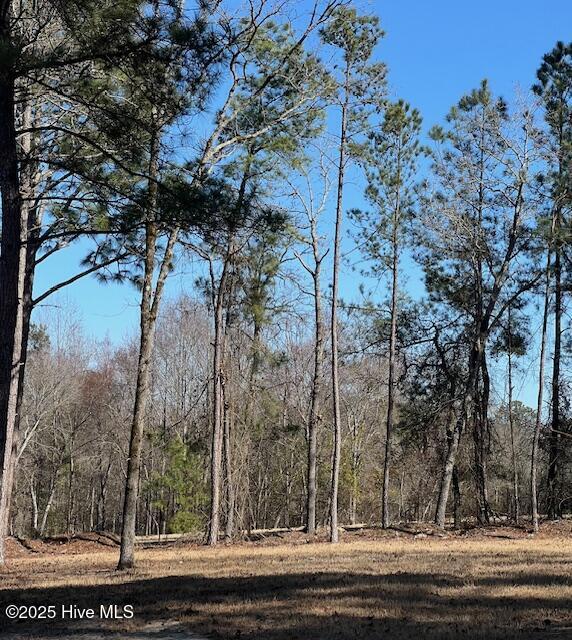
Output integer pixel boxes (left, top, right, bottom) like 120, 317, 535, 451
375, 0, 570, 123
32, 0, 572, 403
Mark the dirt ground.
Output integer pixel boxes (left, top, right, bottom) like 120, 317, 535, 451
1, 522, 571, 639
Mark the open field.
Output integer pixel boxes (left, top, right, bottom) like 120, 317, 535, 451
1, 525, 572, 639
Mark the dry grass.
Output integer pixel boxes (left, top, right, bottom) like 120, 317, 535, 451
1, 527, 572, 639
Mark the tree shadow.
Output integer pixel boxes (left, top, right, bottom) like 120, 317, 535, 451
1, 569, 571, 639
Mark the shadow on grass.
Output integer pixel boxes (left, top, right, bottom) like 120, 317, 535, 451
1, 569, 571, 639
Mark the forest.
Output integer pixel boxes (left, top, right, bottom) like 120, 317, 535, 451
0, 0, 571, 580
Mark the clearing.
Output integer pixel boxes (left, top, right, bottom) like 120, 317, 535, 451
1, 523, 571, 639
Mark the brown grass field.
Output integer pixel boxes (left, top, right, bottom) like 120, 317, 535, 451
1, 524, 571, 639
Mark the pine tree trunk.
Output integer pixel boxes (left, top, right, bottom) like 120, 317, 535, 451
223, 386, 235, 540
329, 97, 347, 544
5, 217, 38, 535
435, 341, 481, 528
350, 416, 359, 526
207, 259, 229, 546
436, 419, 462, 528
532, 249, 551, 532
118, 131, 177, 569
0, 35, 28, 564
474, 350, 490, 524
117, 220, 157, 568
472, 107, 490, 526
547, 217, 561, 519
306, 263, 324, 535
212, 164, 251, 544
507, 309, 519, 524
67, 453, 75, 535
382, 165, 400, 529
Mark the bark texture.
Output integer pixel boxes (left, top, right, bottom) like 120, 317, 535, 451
0, 9, 28, 564
118, 132, 177, 569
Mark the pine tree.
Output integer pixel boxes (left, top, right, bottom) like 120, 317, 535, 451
117, 1, 221, 569
350, 100, 423, 528
0, 0, 152, 566
191, 10, 332, 546
533, 41, 572, 519
423, 82, 540, 528
320, 5, 386, 543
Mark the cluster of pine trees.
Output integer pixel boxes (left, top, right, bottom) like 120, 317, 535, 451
0, 1, 570, 569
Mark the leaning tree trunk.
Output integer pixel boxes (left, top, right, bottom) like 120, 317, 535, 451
435, 340, 482, 528
30, 474, 38, 536
532, 249, 551, 532
118, 131, 178, 569
118, 220, 157, 569
436, 411, 465, 529
39, 474, 58, 538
